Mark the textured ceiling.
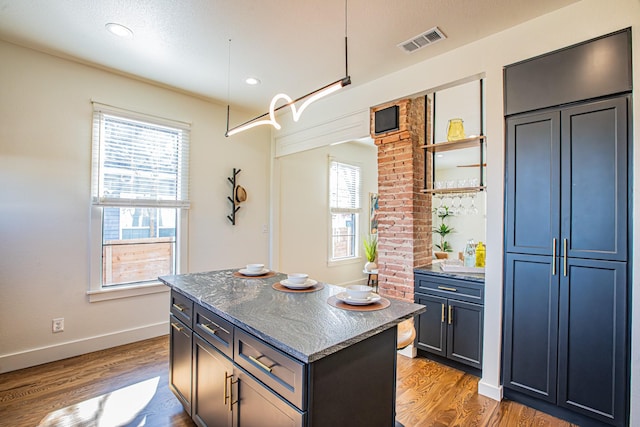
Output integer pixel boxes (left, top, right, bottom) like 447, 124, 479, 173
0, 0, 579, 111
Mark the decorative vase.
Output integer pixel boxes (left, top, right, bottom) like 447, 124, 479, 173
364, 261, 377, 272
446, 118, 466, 141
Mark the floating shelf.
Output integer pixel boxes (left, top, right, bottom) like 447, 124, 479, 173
422, 135, 486, 152
422, 186, 486, 195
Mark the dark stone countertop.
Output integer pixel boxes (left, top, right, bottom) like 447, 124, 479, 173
160, 269, 425, 364
414, 263, 485, 284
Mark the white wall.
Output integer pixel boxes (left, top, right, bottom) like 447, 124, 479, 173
276, 141, 377, 285
0, 40, 271, 372
271, 0, 640, 421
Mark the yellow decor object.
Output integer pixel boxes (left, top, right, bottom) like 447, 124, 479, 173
446, 118, 466, 141
475, 241, 486, 268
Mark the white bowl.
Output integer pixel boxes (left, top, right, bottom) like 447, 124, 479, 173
287, 273, 309, 285
346, 284, 372, 300
246, 263, 264, 273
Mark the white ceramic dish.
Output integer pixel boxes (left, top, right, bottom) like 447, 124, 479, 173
239, 268, 270, 276
335, 291, 381, 306
246, 263, 265, 273
286, 273, 309, 285
345, 284, 373, 300
280, 278, 318, 289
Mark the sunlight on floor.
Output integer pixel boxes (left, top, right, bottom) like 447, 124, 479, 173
38, 376, 160, 427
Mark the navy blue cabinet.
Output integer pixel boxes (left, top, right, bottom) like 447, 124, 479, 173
503, 96, 629, 426
505, 111, 560, 257
170, 315, 193, 415
414, 272, 484, 370
560, 99, 628, 262
192, 334, 233, 427
557, 258, 627, 423
505, 97, 628, 261
503, 254, 558, 403
415, 293, 447, 357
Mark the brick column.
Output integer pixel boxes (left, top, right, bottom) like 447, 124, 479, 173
370, 97, 432, 301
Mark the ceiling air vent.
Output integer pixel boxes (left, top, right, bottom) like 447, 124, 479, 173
398, 27, 446, 54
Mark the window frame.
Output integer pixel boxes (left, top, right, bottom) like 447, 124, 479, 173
328, 159, 362, 265
88, 103, 190, 302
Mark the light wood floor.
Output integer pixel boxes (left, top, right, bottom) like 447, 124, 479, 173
0, 336, 577, 427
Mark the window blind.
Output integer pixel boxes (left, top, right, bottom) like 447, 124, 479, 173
329, 161, 361, 212
91, 104, 190, 208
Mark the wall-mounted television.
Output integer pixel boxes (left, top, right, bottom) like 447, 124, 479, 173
374, 105, 399, 135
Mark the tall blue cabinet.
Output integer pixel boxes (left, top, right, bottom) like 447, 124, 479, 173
502, 29, 632, 427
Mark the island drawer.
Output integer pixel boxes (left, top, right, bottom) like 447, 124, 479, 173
194, 305, 234, 359
414, 274, 484, 304
234, 329, 306, 410
170, 291, 194, 328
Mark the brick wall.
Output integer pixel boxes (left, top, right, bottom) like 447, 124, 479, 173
370, 97, 432, 301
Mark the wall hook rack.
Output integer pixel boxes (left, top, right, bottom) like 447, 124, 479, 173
227, 168, 245, 225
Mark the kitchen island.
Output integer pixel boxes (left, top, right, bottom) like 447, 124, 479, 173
160, 269, 425, 427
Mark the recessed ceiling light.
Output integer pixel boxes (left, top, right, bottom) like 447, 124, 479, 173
105, 23, 134, 39
437, 154, 444, 158
245, 77, 261, 85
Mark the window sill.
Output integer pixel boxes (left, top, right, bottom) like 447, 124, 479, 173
328, 257, 363, 268
87, 282, 169, 302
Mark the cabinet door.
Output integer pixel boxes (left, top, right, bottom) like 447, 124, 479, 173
170, 315, 193, 415
505, 111, 560, 255
560, 96, 628, 262
447, 300, 483, 369
234, 369, 304, 427
503, 253, 558, 403
414, 293, 447, 357
557, 258, 627, 425
193, 335, 233, 427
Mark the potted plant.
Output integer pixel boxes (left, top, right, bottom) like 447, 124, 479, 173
363, 234, 378, 272
433, 206, 455, 258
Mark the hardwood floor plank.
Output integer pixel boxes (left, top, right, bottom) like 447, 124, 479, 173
0, 336, 194, 427
395, 355, 574, 427
0, 337, 577, 427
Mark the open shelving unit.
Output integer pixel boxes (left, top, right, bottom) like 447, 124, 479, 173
422, 80, 486, 194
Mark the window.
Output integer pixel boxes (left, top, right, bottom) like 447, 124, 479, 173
90, 103, 189, 297
329, 160, 361, 261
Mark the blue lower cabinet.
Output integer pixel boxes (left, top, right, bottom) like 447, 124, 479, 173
414, 272, 484, 371
503, 253, 628, 426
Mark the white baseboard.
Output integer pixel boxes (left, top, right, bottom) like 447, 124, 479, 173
0, 322, 169, 374
478, 379, 503, 401
334, 278, 369, 287
397, 344, 417, 358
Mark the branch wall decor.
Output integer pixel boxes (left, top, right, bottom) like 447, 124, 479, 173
227, 168, 245, 225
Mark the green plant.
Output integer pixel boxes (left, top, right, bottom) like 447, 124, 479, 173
362, 234, 378, 262
433, 206, 455, 252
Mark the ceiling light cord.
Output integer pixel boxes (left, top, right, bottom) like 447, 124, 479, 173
225, 0, 351, 137
345, 0, 348, 77
226, 39, 231, 134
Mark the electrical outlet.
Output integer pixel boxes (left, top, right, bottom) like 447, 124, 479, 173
52, 318, 64, 333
